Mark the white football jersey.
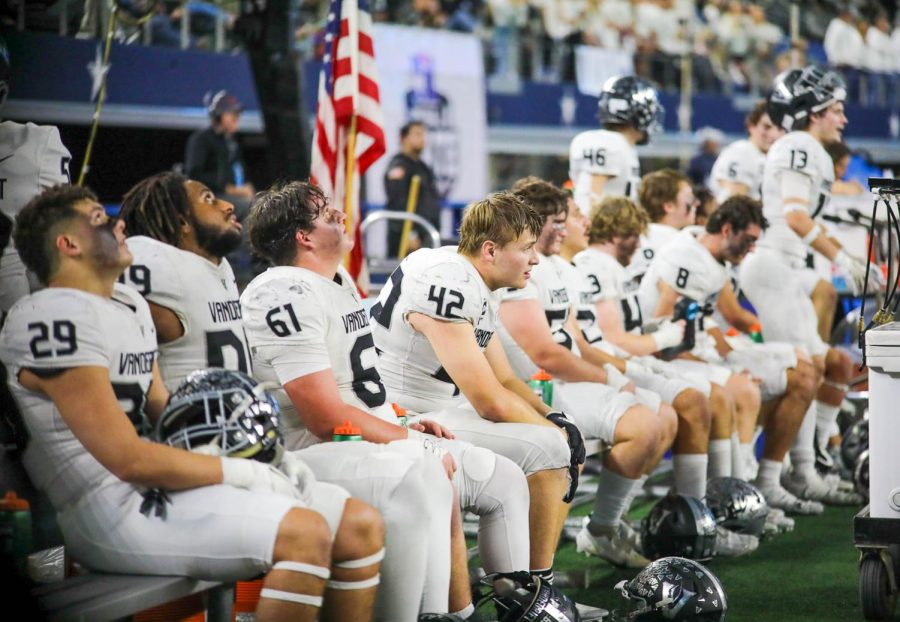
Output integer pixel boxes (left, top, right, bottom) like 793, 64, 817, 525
569, 129, 640, 213
556, 257, 605, 345
499, 254, 577, 380
759, 131, 834, 262
122, 236, 250, 391
638, 230, 728, 319
242, 265, 391, 448
0, 284, 156, 509
371, 248, 500, 408
709, 139, 765, 203
573, 247, 645, 333
629, 222, 680, 280
0, 122, 72, 311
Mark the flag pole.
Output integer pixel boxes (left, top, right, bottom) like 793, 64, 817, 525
343, 0, 361, 271
343, 114, 358, 271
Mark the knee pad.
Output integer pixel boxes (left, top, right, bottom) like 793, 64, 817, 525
461, 445, 497, 483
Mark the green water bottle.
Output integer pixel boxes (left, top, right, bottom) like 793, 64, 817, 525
0, 491, 32, 573
333, 421, 363, 442
529, 369, 554, 406
749, 323, 764, 343
392, 403, 408, 427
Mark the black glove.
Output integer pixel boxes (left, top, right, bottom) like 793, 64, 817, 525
547, 411, 585, 503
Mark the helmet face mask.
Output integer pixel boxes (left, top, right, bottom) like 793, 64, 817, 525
598, 76, 665, 142
615, 556, 727, 621
157, 368, 282, 463
767, 64, 846, 131
477, 572, 581, 622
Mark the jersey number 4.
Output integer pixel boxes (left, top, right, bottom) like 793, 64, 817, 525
428, 285, 465, 319
583, 147, 606, 166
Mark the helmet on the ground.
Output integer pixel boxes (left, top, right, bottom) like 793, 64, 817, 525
598, 76, 665, 143
841, 418, 868, 471
156, 368, 282, 463
478, 571, 581, 622
614, 556, 727, 621
766, 64, 846, 131
854, 449, 870, 501
705, 477, 769, 537
641, 493, 717, 561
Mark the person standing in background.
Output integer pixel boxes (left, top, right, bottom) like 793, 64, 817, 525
185, 90, 255, 221
0, 36, 72, 314
383, 121, 441, 257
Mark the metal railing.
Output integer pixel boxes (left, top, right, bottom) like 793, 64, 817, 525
359, 210, 442, 289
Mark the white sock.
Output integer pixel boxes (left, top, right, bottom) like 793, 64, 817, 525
672, 453, 709, 499
708, 439, 732, 479
590, 469, 639, 529
815, 401, 841, 443
755, 458, 783, 491
730, 436, 757, 481
790, 401, 817, 479
622, 474, 649, 514
453, 603, 476, 619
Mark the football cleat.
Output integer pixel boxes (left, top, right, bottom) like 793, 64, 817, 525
753, 479, 824, 515
576, 524, 650, 569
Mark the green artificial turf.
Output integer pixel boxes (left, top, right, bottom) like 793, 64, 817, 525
550, 501, 864, 621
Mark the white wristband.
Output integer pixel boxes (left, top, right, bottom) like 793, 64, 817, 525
800, 224, 822, 246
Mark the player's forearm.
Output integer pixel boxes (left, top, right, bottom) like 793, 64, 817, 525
786, 211, 840, 260
605, 330, 661, 357
528, 344, 605, 384
501, 375, 551, 416
578, 339, 627, 372
117, 443, 224, 490
476, 389, 555, 426
303, 403, 406, 443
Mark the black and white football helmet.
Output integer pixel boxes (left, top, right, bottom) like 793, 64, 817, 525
766, 64, 846, 131
477, 571, 581, 622
704, 477, 768, 537
641, 493, 717, 562
156, 368, 282, 463
598, 75, 665, 144
614, 556, 727, 621
841, 418, 868, 472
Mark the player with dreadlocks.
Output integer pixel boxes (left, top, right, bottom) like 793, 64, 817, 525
118, 171, 249, 390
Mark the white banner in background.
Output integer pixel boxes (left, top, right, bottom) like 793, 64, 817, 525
367, 24, 488, 207
574, 45, 634, 97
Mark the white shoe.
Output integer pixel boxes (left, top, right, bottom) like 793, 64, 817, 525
821, 471, 856, 493
754, 480, 824, 515
576, 525, 650, 569
782, 469, 864, 506
713, 525, 758, 557
574, 603, 609, 621
618, 518, 642, 552
763, 507, 794, 535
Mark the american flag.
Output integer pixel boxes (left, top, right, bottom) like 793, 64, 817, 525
310, 0, 385, 291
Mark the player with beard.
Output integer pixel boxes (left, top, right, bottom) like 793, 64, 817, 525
118, 172, 249, 390
0, 184, 385, 622
639, 196, 844, 513
241, 182, 536, 620
118, 175, 462, 620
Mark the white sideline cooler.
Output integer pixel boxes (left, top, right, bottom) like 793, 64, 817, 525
865, 322, 900, 518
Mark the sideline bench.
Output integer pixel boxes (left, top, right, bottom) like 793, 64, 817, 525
1, 444, 235, 622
